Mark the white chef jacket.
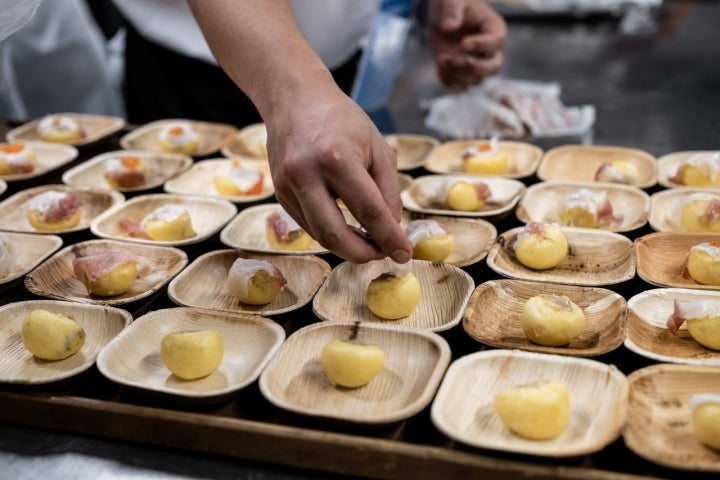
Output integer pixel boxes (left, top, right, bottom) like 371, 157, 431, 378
111, 0, 382, 70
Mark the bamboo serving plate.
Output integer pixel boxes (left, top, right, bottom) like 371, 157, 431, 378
0, 299, 131, 385
259, 321, 451, 425
515, 181, 651, 233
120, 118, 237, 157
657, 150, 720, 188
0, 141, 78, 182
635, 232, 720, 290
430, 349, 628, 457
626, 288, 720, 366
400, 211, 497, 267
312, 258, 474, 332
62, 149, 192, 193
6, 113, 126, 147
423, 139, 543, 178
97, 307, 285, 400
648, 187, 720, 232
401, 174, 526, 219
385, 133, 439, 171
163, 157, 274, 203
624, 364, 720, 472
537, 144, 658, 189
220, 203, 336, 255
24, 238, 188, 306
168, 249, 330, 316
221, 123, 268, 159
0, 184, 124, 234
0, 232, 63, 288
90, 193, 237, 247
463, 279, 627, 356
487, 226, 636, 286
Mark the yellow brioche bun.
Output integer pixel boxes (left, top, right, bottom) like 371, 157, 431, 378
692, 400, 720, 450
463, 152, 507, 175
366, 272, 421, 320
160, 330, 224, 380
521, 294, 585, 346
446, 181, 485, 211
681, 198, 720, 233
413, 233, 454, 262
265, 227, 313, 251
514, 224, 568, 270
237, 269, 283, 305
687, 316, 720, 350
144, 211, 195, 241
21, 309, 86, 361
40, 130, 82, 143
159, 139, 198, 155
687, 247, 720, 286
680, 165, 720, 186
321, 339, 385, 388
558, 206, 598, 228
494, 380, 571, 440
27, 208, 81, 232
83, 261, 137, 297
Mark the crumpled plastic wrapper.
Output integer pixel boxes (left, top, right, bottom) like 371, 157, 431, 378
422, 78, 596, 140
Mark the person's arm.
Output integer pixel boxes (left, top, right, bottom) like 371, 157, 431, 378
187, 0, 412, 264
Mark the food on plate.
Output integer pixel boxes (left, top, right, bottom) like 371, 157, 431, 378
513, 222, 568, 270
226, 257, 287, 305
139, 204, 196, 241
321, 339, 386, 388
689, 393, 720, 451
265, 209, 313, 251
677, 193, 720, 233
0, 233, 14, 278
26, 189, 82, 232
594, 160, 640, 184
103, 156, 149, 188
684, 241, 720, 286
366, 262, 421, 320
557, 188, 614, 228
493, 380, 571, 440
213, 159, 264, 196
72, 249, 140, 297
37, 115, 84, 143
21, 309, 86, 361
0, 142, 37, 175
666, 300, 720, 350
160, 330, 224, 380
461, 137, 507, 175
670, 151, 720, 186
406, 219, 454, 262
521, 294, 585, 346
157, 121, 199, 154
445, 180, 491, 211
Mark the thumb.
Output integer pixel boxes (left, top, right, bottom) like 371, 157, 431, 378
434, 0, 463, 32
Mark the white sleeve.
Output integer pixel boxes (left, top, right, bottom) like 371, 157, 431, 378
0, 0, 42, 42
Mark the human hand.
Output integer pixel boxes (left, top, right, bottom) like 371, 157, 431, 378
427, 0, 507, 90
263, 81, 413, 264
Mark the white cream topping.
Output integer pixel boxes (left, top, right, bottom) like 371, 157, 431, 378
0, 143, 34, 166
38, 115, 80, 135
685, 151, 720, 178
596, 161, 639, 183
406, 219, 448, 246
462, 136, 499, 158
104, 157, 144, 173
158, 122, 199, 147
140, 204, 188, 227
563, 188, 607, 214
226, 258, 277, 300
27, 190, 68, 213
229, 162, 262, 191
689, 393, 720, 413
691, 242, 720, 260
676, 300, 720, 320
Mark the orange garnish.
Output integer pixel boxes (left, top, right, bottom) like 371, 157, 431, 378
710, 240, 720, 248
168, 126, 184, 136
478, 142, 492, 152
244, 174, 264, 195
120, 156, 142, 169
0, 142, 24, 154
231, 159, 242, 168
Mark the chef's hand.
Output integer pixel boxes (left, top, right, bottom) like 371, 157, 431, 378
428, 0, 507, 90
265, 80, 413, 264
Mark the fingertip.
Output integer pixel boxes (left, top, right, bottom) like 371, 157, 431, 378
391, 248, 412, 264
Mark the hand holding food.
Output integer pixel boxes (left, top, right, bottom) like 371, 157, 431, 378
513, 222, 568, 270
320, 339, 385, 388
494, 380, 571, 440
521, 294, 585, 346
226, 257, 287, 305
21, 309, 86, 361
406, 219, 454, 262
160, 330, 224, 380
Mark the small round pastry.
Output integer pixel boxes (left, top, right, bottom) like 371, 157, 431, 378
686, 241, 720, 286
666, 300, 720, 350
513, 222, 568, 270
160, 330, 224, 380
321, 339, 386, 388
265, 209, 313, 251
26, 190, 82, 232
521, 294, 585, 346
594, 160, 640, 184
677, 193, 720, 233
103, 156, 149, 189
558, 188, 614, 228
0, 233, 14, 278
366, 263, 421, 320
670, 152, 720, 186
37, 115, 84, 143
226, 257, 287, 305
493, 380, 571, 440
21, 309, 86, 361
140, 204, 196, 241
690, 393, 720, 451
461, 138, 507, 175
72, 249, 140, 297
0, 142, 37, 175
213, 159, 264, 196
445, 180, 491, 211
158, 121, 199, 154
406, 219, 454, 262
